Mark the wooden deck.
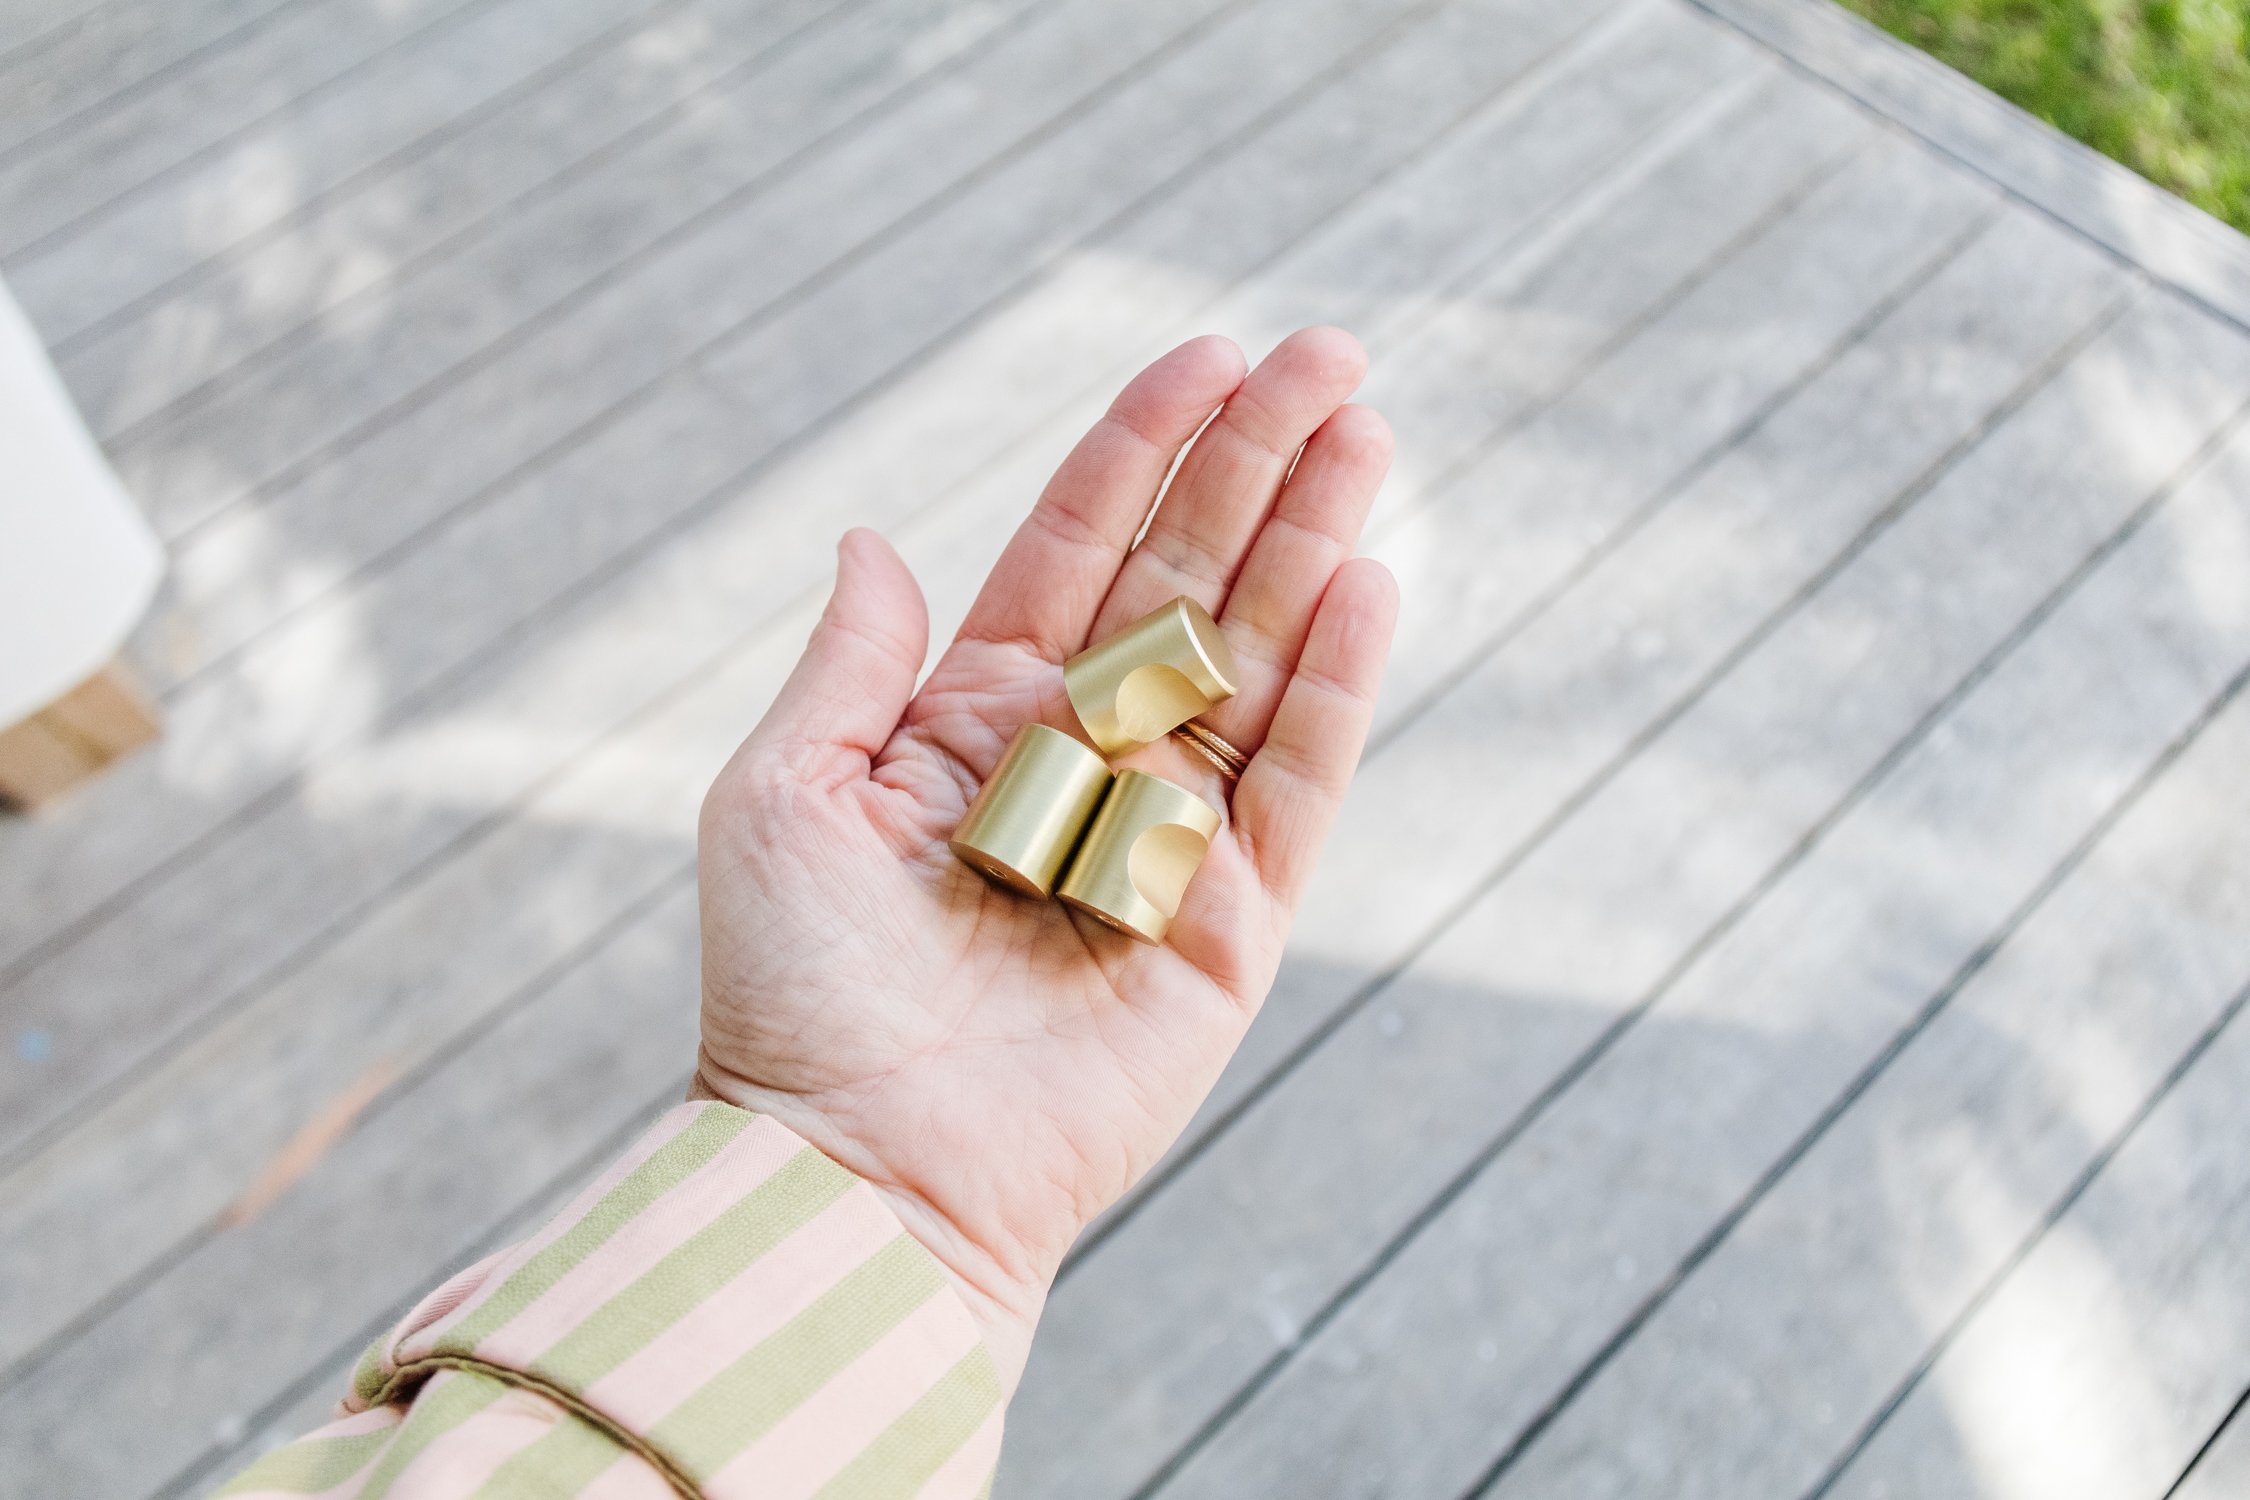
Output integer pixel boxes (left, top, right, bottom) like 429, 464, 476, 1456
5, 0, 2250, 1493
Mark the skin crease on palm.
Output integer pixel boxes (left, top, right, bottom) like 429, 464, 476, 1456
690, 326, 1400, 1390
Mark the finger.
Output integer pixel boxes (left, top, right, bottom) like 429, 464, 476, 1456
747, 529, 929, 768
953, 335, 1247, 661
1204, 403, 1392, 754
1228, 557, 1398, 908
1090, 326, 1366, 636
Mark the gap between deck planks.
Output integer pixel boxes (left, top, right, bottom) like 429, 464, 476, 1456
0, 0, 315, 155
2173, 1390, 2250, 1500
0, 0, 132, 73
0, 0, 1726, 1389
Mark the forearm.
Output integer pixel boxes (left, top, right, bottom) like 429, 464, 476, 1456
217, 1103, 1005, 1500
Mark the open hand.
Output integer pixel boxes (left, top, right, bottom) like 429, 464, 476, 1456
692, 328, 1398, 1385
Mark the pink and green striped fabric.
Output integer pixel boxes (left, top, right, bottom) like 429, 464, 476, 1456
215, 1104, 1003, 1500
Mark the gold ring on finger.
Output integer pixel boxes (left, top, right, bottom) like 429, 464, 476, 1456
1171, 719, 1248, 781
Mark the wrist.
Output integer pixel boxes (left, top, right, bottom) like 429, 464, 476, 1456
688, 1053, 1048, 1394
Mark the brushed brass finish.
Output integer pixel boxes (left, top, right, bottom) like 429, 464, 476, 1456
1056, 769, 1222, 943
1064, 597, 1239, 755
949, 723, 1113, 897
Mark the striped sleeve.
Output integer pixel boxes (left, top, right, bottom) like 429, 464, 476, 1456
213, 1103, 1005, 1500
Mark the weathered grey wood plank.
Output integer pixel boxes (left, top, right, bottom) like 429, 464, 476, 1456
1111, 289, 2250, 1500
0, 884, 708, 1500
105, 0, 1233, 545
0, 0, 308, 154
0, 0, 1255, 981
1689, 0, 2250, 337
2173, 1397, 2250, 1500
0, 0, 1689, 1381
7, 0, 685, 349
1823, 962, 2250, 1498
0, 0, 497, 260
0, 0, 114, 65
1360, 130, 1991, 723
1466, 428, 2250, 1500
44, 0, 856, 425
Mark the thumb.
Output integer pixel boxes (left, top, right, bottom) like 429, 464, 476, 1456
749, 528, 929, 766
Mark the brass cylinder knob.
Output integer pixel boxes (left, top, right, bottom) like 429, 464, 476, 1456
1063, 596, 1239, 756
949, 723, 1113, 897
1056, 770, 1222, 943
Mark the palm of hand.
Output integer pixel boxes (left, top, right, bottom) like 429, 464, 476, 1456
692, 330, 1397, 1384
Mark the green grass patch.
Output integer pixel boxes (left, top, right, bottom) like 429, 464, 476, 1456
1834, 0, 2250, 232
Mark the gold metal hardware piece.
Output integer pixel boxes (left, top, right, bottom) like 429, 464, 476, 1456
1063, 597, 1239, 756
1056, 769, 1222, 944
949, 723, 1113, 897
